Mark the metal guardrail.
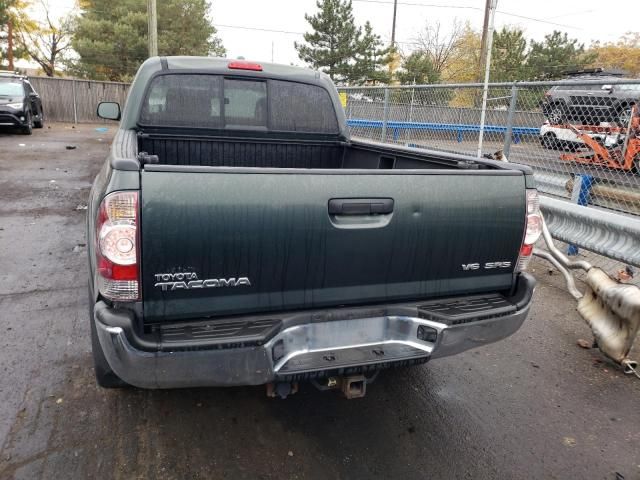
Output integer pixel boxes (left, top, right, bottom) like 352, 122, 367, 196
346, 118, 539, 143
541, 195, 640, 268
533, 172, 569, 198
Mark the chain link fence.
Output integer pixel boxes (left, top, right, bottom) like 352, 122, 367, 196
339, 80, 640, 283
23, 75, 639, 283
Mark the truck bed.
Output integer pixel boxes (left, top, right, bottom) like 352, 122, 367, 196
137, 133, 505, 170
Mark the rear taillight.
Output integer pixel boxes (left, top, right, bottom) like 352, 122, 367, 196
96, 191, 139, 301
516, 189, 542, 271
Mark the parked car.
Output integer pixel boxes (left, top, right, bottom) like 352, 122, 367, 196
539, 123, 621, 151
87, 57, 540, 397
541, 69, 640, 127
0, 71, 44, 134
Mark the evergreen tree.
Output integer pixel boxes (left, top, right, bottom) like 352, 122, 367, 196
295, 0, 359, 83
295, 0, 390, 85
396, 51, 439, 85
0, 0, 35, 68
490, 27, 528, 82
71, 0, 225, 81
350, 22, 392, 84
526, 31, 595, 80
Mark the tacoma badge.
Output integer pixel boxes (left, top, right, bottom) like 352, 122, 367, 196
154, 272, 251, 291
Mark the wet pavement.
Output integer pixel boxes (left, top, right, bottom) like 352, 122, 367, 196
1, 124, 639, 480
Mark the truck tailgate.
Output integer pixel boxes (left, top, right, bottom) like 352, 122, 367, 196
140, 169, 526, 322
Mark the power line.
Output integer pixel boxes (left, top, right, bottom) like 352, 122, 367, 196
214, 24, 304, 36
352, 0, 479, 11
494, 11, 583, 31
351, 0, 584, 30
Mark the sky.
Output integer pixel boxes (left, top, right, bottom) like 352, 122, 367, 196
20, 0, 640, 68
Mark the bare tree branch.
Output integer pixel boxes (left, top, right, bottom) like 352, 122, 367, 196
15, 0, 72, 76
414, 19, 466, 75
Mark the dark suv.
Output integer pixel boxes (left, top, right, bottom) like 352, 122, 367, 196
0, 71, 44, 134
541, 69, 640, 127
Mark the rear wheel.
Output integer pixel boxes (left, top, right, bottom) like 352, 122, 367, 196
541, 132, 559, 150
33, 107, 44, 128
547, 103, 567, 125
21, 111, 33, 135
89, 302, 128, 389
615, 105, 633, 127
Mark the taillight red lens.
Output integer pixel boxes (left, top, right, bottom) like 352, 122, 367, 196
516, 189, 541, 272
519, 243, 534, 257
96, 191, 139, 300
228, 61, 263, 71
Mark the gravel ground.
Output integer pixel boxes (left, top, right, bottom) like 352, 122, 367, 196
0, 124, 639, 480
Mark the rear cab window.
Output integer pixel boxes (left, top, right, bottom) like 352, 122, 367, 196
138, 74, 339, 134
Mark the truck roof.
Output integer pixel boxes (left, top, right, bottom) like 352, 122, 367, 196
162, 56, 323, 80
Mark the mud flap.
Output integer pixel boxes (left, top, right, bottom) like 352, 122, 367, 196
577, 268, 640, 370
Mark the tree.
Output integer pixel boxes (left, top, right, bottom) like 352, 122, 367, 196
0, 0, 35, 69
490, 27, 528, 82
295, 0, 390, 85
589, 33, 640, 78
439, 23, 481, 83
396, 50, 439, 85
526, 31, 595, 80
295, 0, 360, 83
349, 21, 392, 84
414, 19, 466, 77
15, 1, 72, 76
71, 0, 225, 81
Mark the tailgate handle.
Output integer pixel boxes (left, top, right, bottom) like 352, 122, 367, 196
328, 198, 394, 215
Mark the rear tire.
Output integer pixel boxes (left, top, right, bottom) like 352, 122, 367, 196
615, 105, 633, 127
89, 302, 128, 389
33, 108, 44, 128
541, 132, 559, 150
21, 111, 33, 135
547, 103, 567, 125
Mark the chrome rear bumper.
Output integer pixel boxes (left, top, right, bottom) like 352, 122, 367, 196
94, 282, 533, 389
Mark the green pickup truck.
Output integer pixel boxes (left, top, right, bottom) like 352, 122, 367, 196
88, 57, 541, 397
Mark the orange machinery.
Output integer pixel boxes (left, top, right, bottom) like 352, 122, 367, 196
559, 105, 640, 173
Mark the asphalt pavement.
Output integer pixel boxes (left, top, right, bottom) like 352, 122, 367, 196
1, 124, 639, 480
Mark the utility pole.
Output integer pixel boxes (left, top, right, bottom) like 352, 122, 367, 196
7, 19, 14, 70
388, 0, 399, 81
147, 0, 158, 57
477, 0, 491, 82
390, 0, 398, 47
477, 0, 497, 158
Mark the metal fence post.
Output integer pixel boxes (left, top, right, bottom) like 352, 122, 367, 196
408, 86, 415, 123
72, 79, 78, 124
381, 88, 390, 142
503, 83, 518, 158
567, 174, 594, 256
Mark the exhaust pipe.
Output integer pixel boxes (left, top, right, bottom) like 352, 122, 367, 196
577, 268, 640, 374
534, 215, 640, 376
